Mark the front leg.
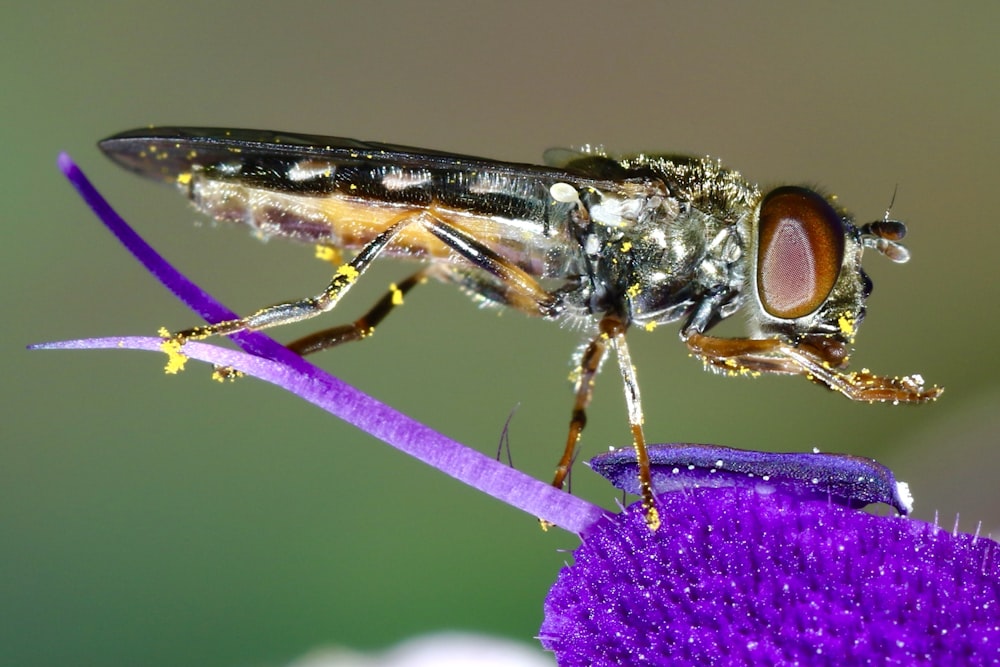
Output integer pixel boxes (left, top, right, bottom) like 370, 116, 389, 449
683, 331, 942, 403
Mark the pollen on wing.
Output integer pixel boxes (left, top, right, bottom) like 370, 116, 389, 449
158, 327, 188, 374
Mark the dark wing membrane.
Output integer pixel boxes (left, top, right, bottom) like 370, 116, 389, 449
98, 127, 621, 191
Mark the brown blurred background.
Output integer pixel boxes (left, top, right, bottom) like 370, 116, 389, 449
4, 3, 998, 665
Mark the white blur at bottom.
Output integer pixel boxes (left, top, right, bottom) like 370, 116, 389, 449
287, 632, 554, 667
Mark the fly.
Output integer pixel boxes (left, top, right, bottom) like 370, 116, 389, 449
99, 127, 942, 530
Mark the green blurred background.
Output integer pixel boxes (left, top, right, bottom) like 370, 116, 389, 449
4, 3, 998, 665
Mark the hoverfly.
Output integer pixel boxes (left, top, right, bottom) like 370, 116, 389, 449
100, 127, 941, 530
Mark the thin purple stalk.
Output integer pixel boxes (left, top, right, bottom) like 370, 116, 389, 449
57, 153, 280, 361
45, 154, 608, 534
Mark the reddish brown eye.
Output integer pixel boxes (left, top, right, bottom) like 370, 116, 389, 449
756, 186, 845, 319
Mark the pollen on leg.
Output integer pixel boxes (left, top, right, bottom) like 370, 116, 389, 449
389, 282, 404, 306
644, 505, 661, 531
336, 263, 360, 283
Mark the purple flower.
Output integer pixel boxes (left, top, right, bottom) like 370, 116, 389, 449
542, 487, 1000, 665
35, 155, 1000, 665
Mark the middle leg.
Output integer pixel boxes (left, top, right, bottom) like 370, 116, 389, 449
287, 269, 428, 356
553, 317, 660, 530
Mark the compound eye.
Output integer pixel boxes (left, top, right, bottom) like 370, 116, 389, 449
757, 186, 845, 319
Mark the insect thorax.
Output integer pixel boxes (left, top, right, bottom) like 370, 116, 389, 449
572, 156, 759, 331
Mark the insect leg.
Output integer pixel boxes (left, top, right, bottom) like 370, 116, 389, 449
604, 318, 659, 530
421, 212, 559, 317
552, 330, 607, 497
172, 208, 560, 353
683, 332, 941, 403
286, 270, 428, 356
170, 211, 431, 344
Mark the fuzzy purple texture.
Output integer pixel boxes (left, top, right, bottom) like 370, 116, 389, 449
541, 487, 1000, 666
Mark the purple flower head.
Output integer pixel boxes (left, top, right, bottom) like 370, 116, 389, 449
542, 445, 1000, 665
36, 155, 1000, 665
543, 487, 1000, 666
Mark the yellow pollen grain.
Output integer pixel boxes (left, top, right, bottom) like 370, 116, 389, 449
314, 245, 342, 264
390, 283, 404, 306
336, 264, 360, 282
620, 241, 632, 252
176, 172, 192, 186
644, 321, 657, 332
211, 367, 244, 382
626, 283, 641, 298
159, 330, 188, 375
838, 313, 856, 340
645, 506, 661, 531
